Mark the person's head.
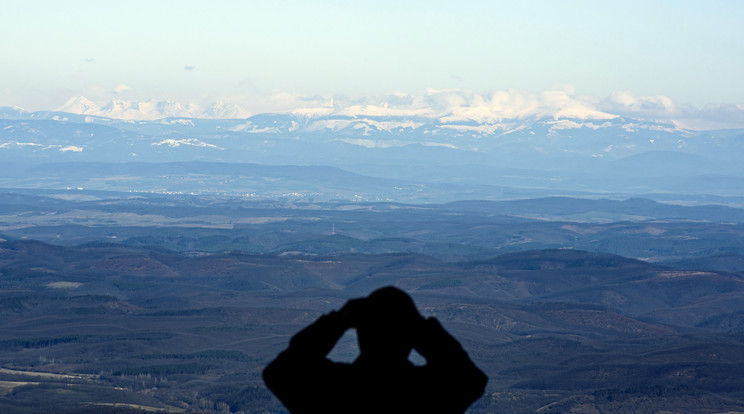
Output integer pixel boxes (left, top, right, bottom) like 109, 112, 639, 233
355, 286, 421, 363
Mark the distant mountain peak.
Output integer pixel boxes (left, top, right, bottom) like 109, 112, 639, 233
53, 97, 210, 121
56, 96, 101, 115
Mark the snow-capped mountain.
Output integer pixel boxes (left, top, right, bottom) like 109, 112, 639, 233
55, 96, 206, 120
55, 96, 101, 115
1, 103, 743, 198
53, 97, 252, 121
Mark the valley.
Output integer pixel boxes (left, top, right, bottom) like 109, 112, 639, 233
1, 191, 743, 412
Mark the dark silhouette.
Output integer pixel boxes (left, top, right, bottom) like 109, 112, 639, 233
263, 286, 487, 413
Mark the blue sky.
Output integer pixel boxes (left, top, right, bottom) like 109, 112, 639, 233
2, 0, 743, 124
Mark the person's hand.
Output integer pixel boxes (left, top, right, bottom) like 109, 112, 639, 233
339, 298, 367, 328
410, 316, 433, 355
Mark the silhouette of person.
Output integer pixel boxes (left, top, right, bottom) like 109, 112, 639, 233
263, 286, 487, 413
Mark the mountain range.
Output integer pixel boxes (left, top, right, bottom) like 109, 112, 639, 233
2, 103, 743, 201
53, 96, 252, 120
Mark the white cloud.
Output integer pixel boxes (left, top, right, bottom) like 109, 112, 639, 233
597, 91, 744, 130
234, 91, 334, 115
430, 88, 616, 122
113, 84, 131, 94
48, 88, 744, 130
59, 145, 84, 152
674, 103, 744, 130
602, 91, 676, 115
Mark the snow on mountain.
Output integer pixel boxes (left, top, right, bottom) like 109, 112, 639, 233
2, 101, 744, 199
3, 99, 743, 169
2, 88, 744, 200
152, 138, 224, 150
56, 96, 101, 115
99, 99, 200, 120
51, 91, 622, 123
52, 98, 251, 121
0, 140, 85, 153
55, 97, 205, 120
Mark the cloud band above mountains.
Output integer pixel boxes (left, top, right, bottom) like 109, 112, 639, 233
52, 89, 744, 130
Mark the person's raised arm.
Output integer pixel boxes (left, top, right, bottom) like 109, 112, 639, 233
413, 317, 488, 412
263, 298, 364, 400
